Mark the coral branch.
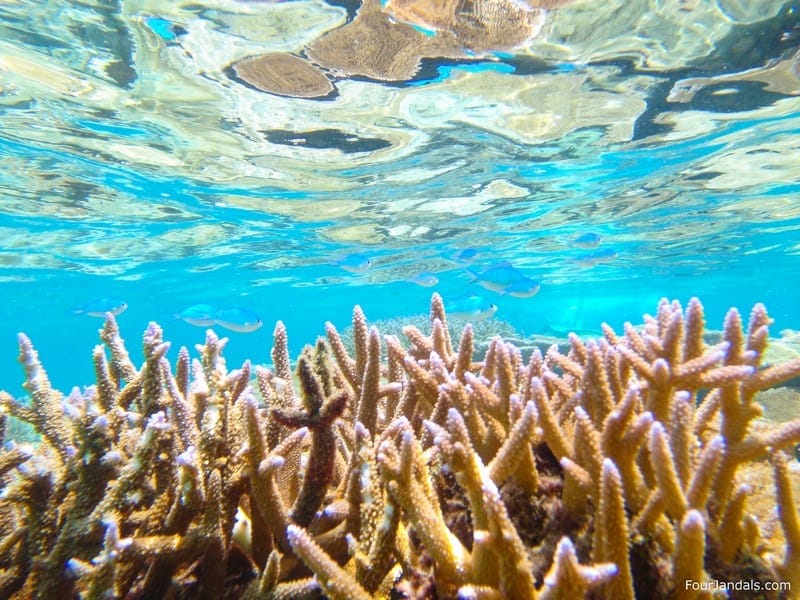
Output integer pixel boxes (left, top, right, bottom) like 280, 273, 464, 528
287, 525, 371, 600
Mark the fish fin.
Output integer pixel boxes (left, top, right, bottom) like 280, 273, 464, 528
71, 309, 84, 315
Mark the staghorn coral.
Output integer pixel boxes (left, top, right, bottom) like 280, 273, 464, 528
0, 295, 799, 599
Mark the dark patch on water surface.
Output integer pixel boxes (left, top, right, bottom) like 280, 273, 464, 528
632, 75, 793, 140
0, 26, 71, 53
683, 170, 725, 182
634, 78, 783, 139
504, 54, 560, 76
104, 60, 136, 88
700, 1, 800, 72
630, 2, 800, 139
264, 128, 392, 153
630, 77, 684, 141
685, 81, 788, 112
69, 0, 138, 88
322, 0, 363, 21
0, 0, 138, 88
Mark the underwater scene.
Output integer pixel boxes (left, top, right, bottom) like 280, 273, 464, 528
1, 0, 800, 598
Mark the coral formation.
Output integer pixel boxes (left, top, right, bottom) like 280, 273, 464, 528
1, 294, 799, 599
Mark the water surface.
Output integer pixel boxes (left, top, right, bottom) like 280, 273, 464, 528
1, 0, 799, 391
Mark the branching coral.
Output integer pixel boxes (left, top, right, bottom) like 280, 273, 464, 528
0, 295, 798, 599
0, 323, 251, 599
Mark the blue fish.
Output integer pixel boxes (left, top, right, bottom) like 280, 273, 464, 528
174, 304, 217, 327
445, 293, 498, 321
574, 248, 618, 268
571, 232, 601, 249
332, 253, 372, 274
465, 261, 527, 292
72, 298, 128, 317
407, 272, 439, 287
454, 248, 479, 263
213, 307, 263, 333
466, 261, 542, 297
499, 277, 541, 298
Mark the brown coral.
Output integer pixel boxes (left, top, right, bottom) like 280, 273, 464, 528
0, 295, 798, 599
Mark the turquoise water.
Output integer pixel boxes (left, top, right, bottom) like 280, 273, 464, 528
1, 0, 799, 394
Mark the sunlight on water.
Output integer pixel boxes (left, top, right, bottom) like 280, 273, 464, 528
1, 0, 799, 389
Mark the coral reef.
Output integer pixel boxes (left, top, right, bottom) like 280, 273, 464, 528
1, 294, 799, 599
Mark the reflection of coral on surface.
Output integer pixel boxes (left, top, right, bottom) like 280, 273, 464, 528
233, 53, 335, 99
232, 0, 572, 97
383, 0, 559, 53
1, 295, 799, 598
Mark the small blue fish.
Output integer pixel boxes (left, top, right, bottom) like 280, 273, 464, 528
571, 232, 601, 249
466, 261, 526, 293
174, 304, 217, 327
574, 248, 618, 268
499, 277, 541, 298
332, 253, 372, 274
72, 298, 128, 317
454, 248, 479, 263
445, 293, 498, 321
407, 272, 439, 287
213, 307, 263, 333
